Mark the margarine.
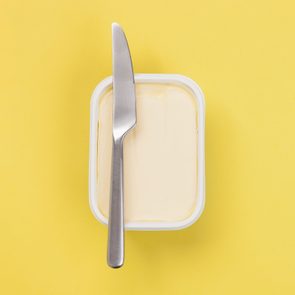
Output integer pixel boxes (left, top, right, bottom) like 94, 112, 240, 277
97, 83, 198, 223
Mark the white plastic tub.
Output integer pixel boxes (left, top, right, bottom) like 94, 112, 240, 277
89, 74, 205, 230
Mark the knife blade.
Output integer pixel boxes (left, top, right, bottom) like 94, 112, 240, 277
107, 23, 137, 268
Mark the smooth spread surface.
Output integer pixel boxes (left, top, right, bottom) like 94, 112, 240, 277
97, 83, 198, 222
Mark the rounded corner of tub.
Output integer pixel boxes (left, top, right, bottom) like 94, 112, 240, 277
90, 76, 113, 107
171, 74, 205, 110
174, 188, 206, 230
88, 191, 108, 226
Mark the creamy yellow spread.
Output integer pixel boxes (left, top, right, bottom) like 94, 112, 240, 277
97, 83, 198, 222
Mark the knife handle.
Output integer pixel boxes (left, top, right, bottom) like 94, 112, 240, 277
107, 136, 124, 268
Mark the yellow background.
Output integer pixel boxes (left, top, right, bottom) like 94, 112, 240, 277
1, 0, 295, 294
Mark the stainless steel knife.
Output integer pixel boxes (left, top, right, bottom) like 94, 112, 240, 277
107, 23, 137, 268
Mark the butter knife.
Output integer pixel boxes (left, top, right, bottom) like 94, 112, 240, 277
107, 23, 137, 268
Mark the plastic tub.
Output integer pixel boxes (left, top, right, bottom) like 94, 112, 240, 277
89, 74, 205, 230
